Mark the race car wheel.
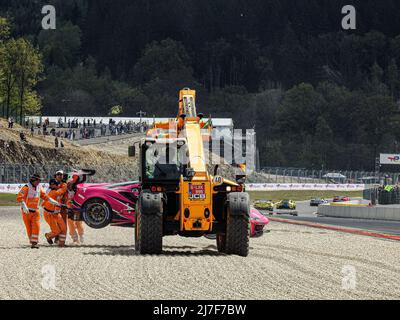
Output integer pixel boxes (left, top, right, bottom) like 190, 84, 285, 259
82, 198, 112, 229
135, 190, 163, 254
224, 192, 250, 257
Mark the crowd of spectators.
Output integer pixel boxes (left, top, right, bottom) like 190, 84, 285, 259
23, 117, 149, 141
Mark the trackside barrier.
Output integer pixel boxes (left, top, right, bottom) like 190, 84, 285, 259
0, 184, 49, 194
318, 204, 400, 221
1, 183, 366, 194
246, 183, 365, 191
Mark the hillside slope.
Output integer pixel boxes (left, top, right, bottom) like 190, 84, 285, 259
0, 119, 139, 182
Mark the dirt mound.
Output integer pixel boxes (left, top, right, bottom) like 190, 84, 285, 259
0, 119, 138, 182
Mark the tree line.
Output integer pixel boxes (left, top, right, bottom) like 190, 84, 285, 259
1, 0, 400, 170
0, 17, 42, 122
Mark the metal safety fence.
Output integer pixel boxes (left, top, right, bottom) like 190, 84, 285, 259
2, 163, 400, 186
0, 164, 138, 184
259, 167, 400, 185
0, 164, 74, 184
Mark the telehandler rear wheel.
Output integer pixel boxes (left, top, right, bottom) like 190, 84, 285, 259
135, 191, 163, 254
224, 192, 250, 257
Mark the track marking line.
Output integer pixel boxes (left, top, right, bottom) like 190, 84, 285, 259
268, 217, 400, 241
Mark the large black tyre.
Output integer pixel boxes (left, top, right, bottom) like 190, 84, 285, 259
82, 198, 112, 229
216, 234, 226, 253
135, 191, 163, 254
225, 192, 250, 257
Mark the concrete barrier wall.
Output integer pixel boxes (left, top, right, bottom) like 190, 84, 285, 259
318, 204, 400, 221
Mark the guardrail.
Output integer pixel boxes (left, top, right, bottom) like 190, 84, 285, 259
246, 183, 365, 191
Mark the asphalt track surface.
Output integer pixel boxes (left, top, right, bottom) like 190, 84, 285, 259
264, 201, 400, 236
1, 206, 399, 300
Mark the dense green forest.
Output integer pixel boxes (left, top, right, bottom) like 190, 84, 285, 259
1, 0, 400, 170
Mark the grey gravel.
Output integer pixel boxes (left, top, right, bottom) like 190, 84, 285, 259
0, 207, 399, 300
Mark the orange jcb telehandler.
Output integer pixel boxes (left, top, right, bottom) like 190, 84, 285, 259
135, 88, 250, 256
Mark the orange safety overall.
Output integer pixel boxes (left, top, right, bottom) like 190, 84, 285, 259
66, 189, 84, 243
57, 182, 68, 230
42, 187, 67, 246
17, 183, 47, 244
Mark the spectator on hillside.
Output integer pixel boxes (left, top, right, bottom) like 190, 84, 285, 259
20, 131, 27, 142
8, 117, 14, 129
55, 137, 59, 148
30, 126, 34, 136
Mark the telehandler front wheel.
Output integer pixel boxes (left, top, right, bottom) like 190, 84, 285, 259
135, 191, 163, 254
225, 192, 250, 257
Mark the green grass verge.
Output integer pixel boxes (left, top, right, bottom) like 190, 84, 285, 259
0, 194, 17, 206
248, 190, 363, 202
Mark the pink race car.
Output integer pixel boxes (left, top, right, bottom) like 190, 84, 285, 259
69, 170, 140, 228
249, 207, 270, 237
70, 170, 269, 237
204, 207, 269, 240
